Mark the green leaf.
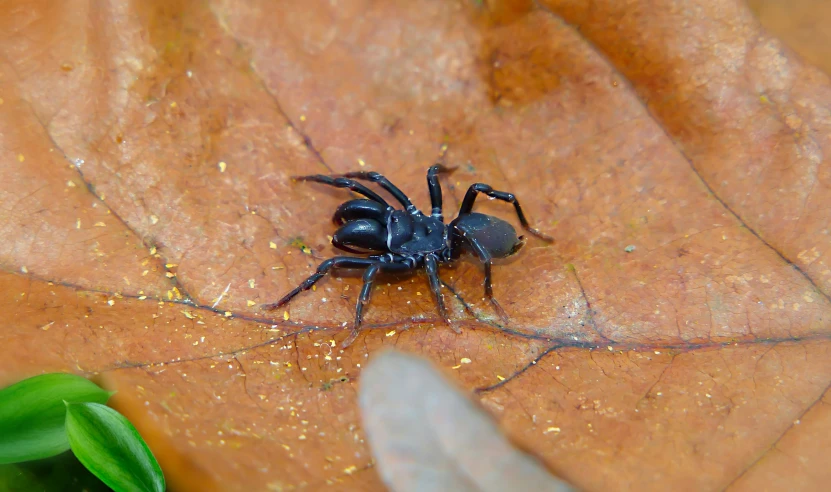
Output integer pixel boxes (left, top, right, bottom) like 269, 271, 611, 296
65, 402, 165, 492
0, 373, 112, 464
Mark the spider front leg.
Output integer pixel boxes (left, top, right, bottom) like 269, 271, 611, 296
426, 164, 455, 220
340, 171, 416, 212
262, 257, 379, 310
459, 183, 553, 241
424, 254, 459, 333
294, 175, 390, 207
342, 260, 414, 348
342, 264, 382, 348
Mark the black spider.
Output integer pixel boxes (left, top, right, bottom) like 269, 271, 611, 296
264, 165, 553, 347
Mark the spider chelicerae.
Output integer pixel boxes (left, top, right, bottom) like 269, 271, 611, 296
264, 165, 552, 347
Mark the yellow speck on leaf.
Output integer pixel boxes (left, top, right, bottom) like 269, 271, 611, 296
248, 279, 256, 288
20, 266, 28, 274
544, 427, 561, 434
246, 300, 256, 307
94, 222, 106, 227
357, 158, 366, 167
269, 241, 277, 249
343, 465, 358, 475
224, 311, 233, 317
107, 299, 115, 306
386, 330, 396, 337
290, 237, 312, 255
496, 375, 505, 381
460, 358, 471, 364
283, 311, 289, 321
17, 153, 24, 162
218, 161, 227, 173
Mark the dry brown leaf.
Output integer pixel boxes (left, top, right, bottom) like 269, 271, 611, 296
1, 0, 830, 490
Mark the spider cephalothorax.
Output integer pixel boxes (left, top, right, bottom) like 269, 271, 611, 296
264, 165, 553, 347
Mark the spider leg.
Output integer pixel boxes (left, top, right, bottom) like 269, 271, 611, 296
452, 225, 509, 321
294, 175, 390, 207
459, 183, 553, 241
340, 171, 416, 212
342, 259, 414, 348
262, 257, 380, 310
426, 164, 455, 220
342, 263, 381, 347
425, 254, 459, 332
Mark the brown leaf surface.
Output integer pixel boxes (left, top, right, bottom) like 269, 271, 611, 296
1, 0, 830, 490
359, 350, 571, 492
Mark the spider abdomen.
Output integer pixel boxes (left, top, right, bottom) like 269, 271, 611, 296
451, 212, 523, 258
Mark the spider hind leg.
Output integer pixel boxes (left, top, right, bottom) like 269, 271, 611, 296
459, 183, 553, 241
451, 224, 510, 322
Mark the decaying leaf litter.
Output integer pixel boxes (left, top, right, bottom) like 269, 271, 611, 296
2, 0, 831, 490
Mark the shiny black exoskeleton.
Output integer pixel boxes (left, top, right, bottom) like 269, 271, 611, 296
265, 165, 553, 347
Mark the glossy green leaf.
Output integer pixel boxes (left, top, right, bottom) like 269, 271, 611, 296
0, 373, 112, 464
65, 402, 165, 492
